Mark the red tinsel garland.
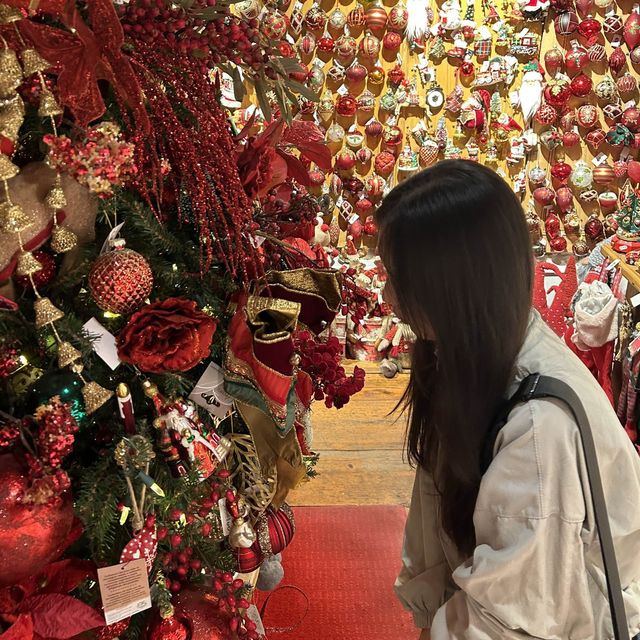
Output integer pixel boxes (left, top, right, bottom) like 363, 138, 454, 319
129, 44, 261, 281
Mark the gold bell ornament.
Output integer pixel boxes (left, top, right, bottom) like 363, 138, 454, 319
57, 341, 82, 368
0, 201, 32, 233
20, 48, 49, 77
0, 92, 25, 143
16, 250, 41, 277
34, 297, 65, 328
81, 380, 114, 415
0, 44, 23, 97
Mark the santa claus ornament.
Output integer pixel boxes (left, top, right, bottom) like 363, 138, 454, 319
518, 61, 545, 125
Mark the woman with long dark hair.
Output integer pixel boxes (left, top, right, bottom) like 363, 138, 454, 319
377, 160, 640, 639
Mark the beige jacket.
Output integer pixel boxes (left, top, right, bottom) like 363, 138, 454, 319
396, 312, 640, 639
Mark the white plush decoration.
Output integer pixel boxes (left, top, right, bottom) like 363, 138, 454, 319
257, 554, 285, 591
518, 69, 543, 125
312, 215, 331, 248
406, 0, 430, 42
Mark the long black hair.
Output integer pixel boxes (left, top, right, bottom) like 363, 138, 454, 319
376, 160, 533, 556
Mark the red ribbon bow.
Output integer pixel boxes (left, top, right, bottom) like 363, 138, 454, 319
17, 0, 149, 130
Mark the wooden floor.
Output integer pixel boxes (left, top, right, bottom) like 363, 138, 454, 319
290, 361, 415, 507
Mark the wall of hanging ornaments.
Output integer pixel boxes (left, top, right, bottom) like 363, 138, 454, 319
233, 0, 640, 259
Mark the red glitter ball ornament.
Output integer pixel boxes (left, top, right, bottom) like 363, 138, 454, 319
348, 3, 366, 26
388, 64, 406, 85
545, 212, 562, 238
577, 16, 601, 44
14, 250, 56, 289
335, 94, 358, 117
366, 174, 386, 197
383, 31, 403, 50
617, 73, 638, 94
624, 8, 640, 50
604, 13, 624, 34
550, 236, 568, 252
544, 48, 564, 75
609, 46, 627, 76
586, 128, 607, 148
628, 160, 640, 183
278, 41, 295, 58
544, 80, 572, 107
551, 162, 573, 184
365, 119, 383, 137
563, 130, 581, 146
622, 106, 640, 132
375, 151, 396, 176
535, 103, 559, 125
334, 34, 357, 62
577, 104, 599, 128
0, 454, 74, 588
346, 62, 368, 82
570, 73, 593, 97
88, 245, 154, 315
534, 186, 556, 205
355, 197, 374, 215
305, 4, 327, 31
146, 614, 189, 640
363, 215, 378, 236
585, 214, 604, 240
317, 35, 335, 52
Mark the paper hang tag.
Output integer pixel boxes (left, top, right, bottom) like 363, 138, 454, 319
337, 84, 349, 96
188, 362, 234, 419
592, 153, 609, 166
348, 212, 360, 224
630, 292, 640, 310
83, 318, 121, 370
97, 559, 151, 626
218, 498, 232, 536
99, 222, 125, 255
246, 605, 266, 636
629, 333, 640, 357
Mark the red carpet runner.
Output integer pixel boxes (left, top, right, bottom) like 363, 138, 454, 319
257, 505, 416, 640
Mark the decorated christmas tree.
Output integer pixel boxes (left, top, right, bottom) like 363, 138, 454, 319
0, 1, 366, 638
616, 185, 640, 242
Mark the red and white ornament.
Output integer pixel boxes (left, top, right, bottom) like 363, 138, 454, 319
365, 3, 388, 31
577, 16, 601, 44
366, 174, 386, 197
609, 46, 627, 76
388, 3, 409, 31
261, 11, 288, 40
359, 32, 381, 58
624, 5, 640, 50
299, 33, 316, 56
383, 31, 403, 50
622, 106, 640, 131
578, 104, 599, 128
617, 73, 637, 94
555, 11, 579, 36
335, 35, 358, 62
120, 525, 157, 574
347, 3, 366, 27
565, 42, 589, 75
534, 186, 556, 205
588, 43, 607, 62
335, 149, 357, 171
593, 164, 616, 185
570, 73, 593, 96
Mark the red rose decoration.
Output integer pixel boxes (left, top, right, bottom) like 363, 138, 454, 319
117, 298, 217, 373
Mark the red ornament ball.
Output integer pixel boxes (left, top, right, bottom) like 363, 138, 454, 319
555, 11, 579, 36
88, 247, 154, 315
628, 160, 640, 183
533, 186, 556, 205
563, 130, 581, 147
577, 104, 599, 129
588, 43, 607, 62
388, 4, 408, 30
551, 162, 573, 184
622, 107, 640, 132
585, 215, 604, 240
365, 119, 383, 137
565, 45, 589, 75
347, 3, 366, 27
146, 614, 189, 640
617, 73, 637, 94
363, 216, 378, 236
317, 35, 335, 52
535, 103, 558, 125
545, 213, 562, 238
0, 454, 74, 588
365, 4, 388, 31
359, 33, 381, 58
261, 11, 288, 40
375, 151, 396, 176
577, 16, 601, 44
544, 47, 564, 75
383, 31, 403, 50
556, 186, 574, 212
335, 94, 358, 117
14, 250, 56, 289
550, 236, 568, 252
609, 47, 627, 76
593, 164, 616, 185
355, 197, 374, 215
335, 149, 357, 171
164, 589, 232, 640
346, 62, 368, 82
570, 74, 593, 97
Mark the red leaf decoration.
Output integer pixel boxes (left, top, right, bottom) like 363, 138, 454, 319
17, 595, 103, 639
282, 120, 325, 145
0, 614, 33, 640
276, 149, 311, 186
38, 560, 95, 596
297, 141, 332, 171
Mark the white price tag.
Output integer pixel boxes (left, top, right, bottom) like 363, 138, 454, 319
99, 222, 125, 255
218, 498, 232, 536
83, 318, 121, 370
348, 213, 360, 224
97, 559, 151, 627
592, 153, 608, 166
189, 362, 234, 419
631, 292, 640, 308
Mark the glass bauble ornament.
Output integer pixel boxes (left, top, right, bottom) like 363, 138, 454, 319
576, 0, 593, 13
383, 31, 403, 50
555, 11, 579, 36
624, 5, 640, 50
317, 33, 335, 52
565, 42, 589, 76
329, 8, 346, 30
603, 13, 623, 34
88, 242, 154, 315
346, 61, 368, 82
617, 73, 637, 94
368, 65, 385, 85
544, 76, 572, 106
585, 214, 604, 240
365, 2, 388, 31
593, 164, 616, 184
594, 75, 616, 100
348, 3, 366, 26
388, 3, 409, 31
357, 89, 376, 113
571, 160, 594, 189
305, 3, 327, 31
528, 165, 547, 185
570, 73, 593, 96
588, 43, 607, 62
544, 47, 564, 75
325, 122, 345, 143
609, 47, 626, 76
577, 16, 601, 44
335, 148, 357, 171
0, 454, 75, 588
261, 11, 288, 39
622, 106, 640, 132
299, 33, 316, 56
335, 94, 357, 117
359, 32, 381, 58
335, 34, 357, 62
556, 186, 574, 211
577, 104, 599, 128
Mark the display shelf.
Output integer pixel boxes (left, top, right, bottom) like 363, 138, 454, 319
602, 243, 640, 293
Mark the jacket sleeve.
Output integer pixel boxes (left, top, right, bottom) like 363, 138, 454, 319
395, 467, 454, 628
430, 400, 594, 640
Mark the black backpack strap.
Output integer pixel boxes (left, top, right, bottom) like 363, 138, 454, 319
486, 373, 629, 640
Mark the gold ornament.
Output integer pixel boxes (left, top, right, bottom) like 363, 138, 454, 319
81, 380, 113, 414
0, 47, 23, 97
0, 92, 25, 142
50, 224, 77, 253
0, 5, 23, 23
34, 296, 64, 327
0, 201, 32, 232
45, 180, 66, 209
16, 250, 41, 276
57, 341, 81, 368
20, 48, 49, 76
38, 88, 62, 117
0, 154, 19, 180
70, 361, 84, 374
